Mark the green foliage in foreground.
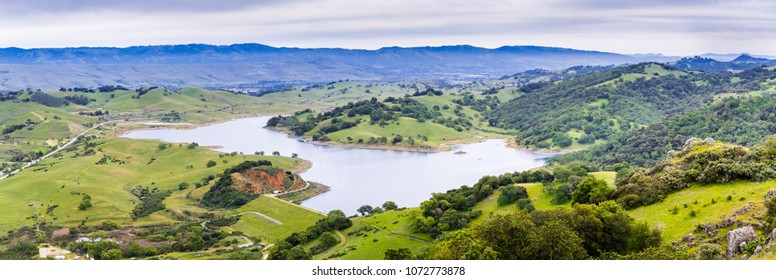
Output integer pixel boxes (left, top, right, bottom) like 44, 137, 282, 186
615, 143, 776, 209
268, 210, 353, 260
426, 202, 662, 259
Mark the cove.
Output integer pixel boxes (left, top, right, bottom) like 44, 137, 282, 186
123, 116, 551, 214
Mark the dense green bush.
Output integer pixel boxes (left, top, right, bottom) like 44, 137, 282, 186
428, 202, 661, 259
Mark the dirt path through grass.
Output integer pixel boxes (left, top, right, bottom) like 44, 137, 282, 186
237, 211, 283, 225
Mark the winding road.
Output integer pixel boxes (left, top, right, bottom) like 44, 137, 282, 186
0, 120, 115, 181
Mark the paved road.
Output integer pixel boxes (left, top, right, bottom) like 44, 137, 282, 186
0, 120, 115, 181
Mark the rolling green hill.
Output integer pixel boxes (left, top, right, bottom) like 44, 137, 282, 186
0, 137, 308, 232
560, 90, 776, 168
0, 100, 96, 162
266, 90, 514, 150
487, 63, 776, 150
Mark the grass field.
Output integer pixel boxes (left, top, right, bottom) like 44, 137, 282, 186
0, 137, 306, 233
471, 183, 572, 225
0, 101, 96, 161
322, 209, 432, 260
229, 196, 325, 243
628, 180, 776, 243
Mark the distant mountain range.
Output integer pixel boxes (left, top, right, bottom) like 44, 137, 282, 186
0, 44, 656, 91
0, 44, 773, 91
672, 54, 776, 72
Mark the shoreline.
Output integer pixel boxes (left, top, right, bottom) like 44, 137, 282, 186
504, 137, 581, 155
113, 114, 566, 156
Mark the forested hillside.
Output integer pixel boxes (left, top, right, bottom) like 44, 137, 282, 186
567, 94, 776, 167
488, 64, 776, 149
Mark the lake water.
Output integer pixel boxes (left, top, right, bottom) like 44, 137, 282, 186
123, 116, 551, 214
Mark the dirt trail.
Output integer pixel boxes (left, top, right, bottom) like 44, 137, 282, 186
237, 236, 254, 248
267, 181, 311, 197
362, 221, 433, 244
30, 111, 45, 121
264, 195, 326, 215
237, 211, 283, 226
261, 243, 275, 260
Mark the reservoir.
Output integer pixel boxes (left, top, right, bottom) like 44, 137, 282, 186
123, 116, 550, 214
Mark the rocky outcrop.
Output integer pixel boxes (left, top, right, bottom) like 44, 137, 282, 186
726, 226, 757, 258
682, 137, 716, 152
766, 189, 776, 199
722, 215, 737, 228
734, 203, 755, 215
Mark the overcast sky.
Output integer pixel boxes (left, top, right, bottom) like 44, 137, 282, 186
1, 0, 775, 56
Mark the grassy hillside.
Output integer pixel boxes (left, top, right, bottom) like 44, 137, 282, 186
0, 101, 96, 162
564, 91, 776, 168
0, 137, 307, 233
629, 180, 775, 243
230, 196, 325, 243
267, 89, 514, 150
488, 64, 776, 150
48, 87, 287, 124
320, 209, 432, 260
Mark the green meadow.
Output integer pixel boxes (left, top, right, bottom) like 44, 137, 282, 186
322, 209, 432, 260
0, 137, 306, 233
628, 180, 776, 243
230, 196, 325, 243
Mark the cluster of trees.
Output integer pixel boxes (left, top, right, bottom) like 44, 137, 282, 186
28, 91, 69, 107
356, 201, 400, 216
129, 186, 172, 219
409, 174, 514, 237
2, 119, 36, 135
268, 96, 471, 142
97, 85, 129, 92
487, 63, 776, 149
78, 194, 92, 210
269, 210, 353, 260
0, 91, 21, 101
412, 88, 443, 96
427, 202, 662, 259
63, 95, 94, 105
78, 110, 109, 117
160, 111, 181, 123
201, 160, 274, 208
383, 96, 442, 122
452, 94, 500, 112
558, 93, 776, 168
135, 87, 159, 97
267, 98, 395, 136
614, 142, 776, 209
59, 87, 96, 93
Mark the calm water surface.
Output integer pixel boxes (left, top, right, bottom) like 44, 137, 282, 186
123, 117, 551, 214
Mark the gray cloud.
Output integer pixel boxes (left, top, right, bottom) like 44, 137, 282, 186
0, 0, 775, 56
0, 0, 296, 14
